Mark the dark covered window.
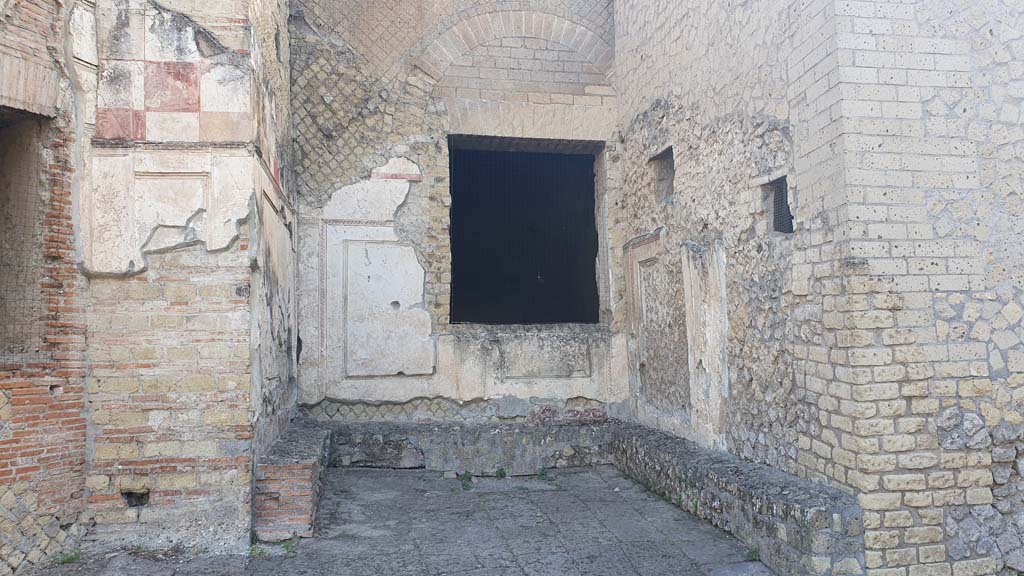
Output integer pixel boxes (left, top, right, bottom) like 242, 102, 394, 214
649, 146, 675, 202
449, 137, 600, 325
770, 176, 794, 234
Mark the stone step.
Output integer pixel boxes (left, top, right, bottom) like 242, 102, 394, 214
253, 418, 331, 543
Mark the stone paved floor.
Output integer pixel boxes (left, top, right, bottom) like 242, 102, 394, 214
39, 466, 774, 575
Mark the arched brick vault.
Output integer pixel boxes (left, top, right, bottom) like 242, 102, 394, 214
402, 10, 617, 141
414, 10, 614, 85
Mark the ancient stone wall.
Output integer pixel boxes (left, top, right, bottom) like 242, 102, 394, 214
249, 0, 298, 459
614, 1, 1024, 574
0, 2, 89, 573
612, 0, 840, 473
83, 242, 253, 552
824, 2, 1023, 575
0, 0, 65, 117
0, 117, 47, 359
291, 0, 629, 417
0, 1, 1020, 573
75, 0, 296, 555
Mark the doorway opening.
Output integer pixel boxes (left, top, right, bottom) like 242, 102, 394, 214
0, 107, 48, 362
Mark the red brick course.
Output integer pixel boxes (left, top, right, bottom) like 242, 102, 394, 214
253, 423, 331, 542
0, 111, 89, 572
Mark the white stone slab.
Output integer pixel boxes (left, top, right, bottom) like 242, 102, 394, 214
87, 154, 136, 272
98, 61, 145, 109
323, 156, 421, 222
345, 241, 434, 377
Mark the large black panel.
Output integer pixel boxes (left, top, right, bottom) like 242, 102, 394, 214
449, 145, 599, 324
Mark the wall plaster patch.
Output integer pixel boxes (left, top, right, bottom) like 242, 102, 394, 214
316, 157, 434, 379
83, 150, 254, 274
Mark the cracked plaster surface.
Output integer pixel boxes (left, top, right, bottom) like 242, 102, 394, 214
84, 150, 253, 275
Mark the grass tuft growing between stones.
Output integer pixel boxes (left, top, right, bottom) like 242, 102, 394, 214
281, 537, 299, 556
536, 467, 552, 482
745, 547, 760, 562
56, 551, 81, 565
458, 471, 473, 491
249, 545, 268, 557
495, 467, 507, 479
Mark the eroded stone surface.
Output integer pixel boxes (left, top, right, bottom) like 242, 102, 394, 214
327, 421, 614, 476
612, 423, 865, 576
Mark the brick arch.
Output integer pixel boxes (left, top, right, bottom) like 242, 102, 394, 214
413, 10, 614, 84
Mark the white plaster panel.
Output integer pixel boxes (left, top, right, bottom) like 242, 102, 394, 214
146, 112, 200, 141
133, 174, 207, 244
83, 150, 253, 274
200, 64, 251, 113
435, 335, 486, 400
317, 330, 627, 407
306, 158, 436, 382
322, 223, 401, 380
323, 376, 452, 403
207, 154, 254, 249
501, 337, 591, 379
87, 154, 136, 272
134, 150, 212, 173
325, 225, 398, 243
324, 224, 347, 378
322, 180, 410, 222
322, 157, 421, 222
144, 10, 201, 62
345, 242, 434, 377
487, 378, 605, 401
296, 217, 323, 403
71, 5, 99, 66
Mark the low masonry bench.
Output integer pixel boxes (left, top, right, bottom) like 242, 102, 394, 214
327, 420, 615, 476
256, 417, 864, 575
253, 419, 331, 542
611, 423, 865, 576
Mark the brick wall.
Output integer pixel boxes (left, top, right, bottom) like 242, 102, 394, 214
84, 240, 254, 551
0, 0, 63, 116
825, 2, 1023, 574
252, 421, 329, 542
0, 2, 88, 574
0, 117, 87, 575
76, 0, 297, 552
613, 0, 842, 474
437, 36, 615, 105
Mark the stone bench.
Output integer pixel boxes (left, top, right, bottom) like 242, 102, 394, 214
611, 423, 865, 576
327, 420, 614, 476
253, 419, 331, 542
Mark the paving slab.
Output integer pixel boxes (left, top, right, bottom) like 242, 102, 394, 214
34, 466, 774, 576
